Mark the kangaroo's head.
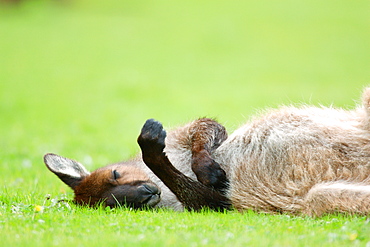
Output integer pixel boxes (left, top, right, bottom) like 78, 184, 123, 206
44, 153, 161, 209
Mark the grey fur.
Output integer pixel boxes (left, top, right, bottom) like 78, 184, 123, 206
213, 87, 370, 216
155, 87, 370, 215
46, 87, 370, 216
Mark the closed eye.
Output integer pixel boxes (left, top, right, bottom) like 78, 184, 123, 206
112, 170, 121, 180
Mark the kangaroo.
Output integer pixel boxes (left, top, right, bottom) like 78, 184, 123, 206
45, 87, 370, 216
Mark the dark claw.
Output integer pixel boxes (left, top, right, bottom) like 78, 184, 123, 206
207, 162, 228, 191
192, 151, 229, 192
138, 119, 167, 154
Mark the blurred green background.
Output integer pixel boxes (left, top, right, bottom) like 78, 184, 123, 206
1, 1, 370, 246
0, 0, 369, 187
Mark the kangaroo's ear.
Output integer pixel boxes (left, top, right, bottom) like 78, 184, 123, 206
44, 153, 91, 189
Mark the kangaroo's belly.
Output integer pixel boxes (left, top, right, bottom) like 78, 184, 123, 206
214, 106, 370, 213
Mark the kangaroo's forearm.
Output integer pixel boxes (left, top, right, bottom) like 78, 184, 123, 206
141, 150, 231, 211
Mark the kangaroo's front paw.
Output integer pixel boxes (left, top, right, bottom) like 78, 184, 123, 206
138, 119, 167, 154
192, 150, 229, 191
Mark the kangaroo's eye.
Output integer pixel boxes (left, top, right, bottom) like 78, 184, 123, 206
112, 170, 120, 180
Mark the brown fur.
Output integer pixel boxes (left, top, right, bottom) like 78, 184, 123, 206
74, 163, 151, 206
45, 87, 370, 216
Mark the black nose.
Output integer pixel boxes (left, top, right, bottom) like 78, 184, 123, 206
141, 183, 161, 195
137, 183, 161, 206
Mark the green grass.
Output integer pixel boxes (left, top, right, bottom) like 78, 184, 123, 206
1, 0, 370, 246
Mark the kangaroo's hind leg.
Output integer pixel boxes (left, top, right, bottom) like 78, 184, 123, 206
303, 182, 370, 216
138, 119, 231, 211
